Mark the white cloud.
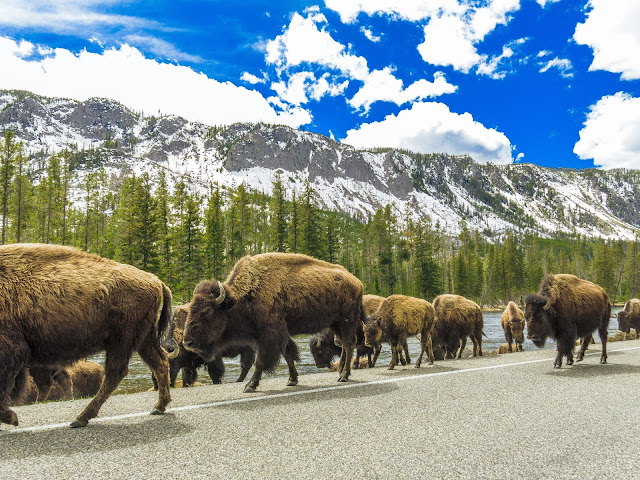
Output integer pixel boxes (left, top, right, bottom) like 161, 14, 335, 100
573, 0, 640, 80
240, 71, 267, 85
123, 35, 203, 63
0, 0, 158, 33
574, 92, 640, 169
265, 11, 456, 114
536, 0, 561, 7
325, 0, 521, 75
342, 101, 514, 164
349, 70, 457, 112
539, 57, 573, 78
0, 36, 311, 128
360, 27, 381, 42
324, 0, 465, 24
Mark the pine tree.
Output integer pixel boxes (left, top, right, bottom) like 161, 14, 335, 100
269, 172, 287, 252
0, 131, 18, 244
289, 190, 299, 253
299, 180, 322, 258
155, 169, 172, 281
11, 147, 31, 243
204, 183, 226, 279
624, 236, 640, 298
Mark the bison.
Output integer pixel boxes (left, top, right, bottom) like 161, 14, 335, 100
524, 273, 610, 368
183, 253, 363, 392
362, 294, 435, 370
501, 301, 525, 352
0, 243, 176, 428
617, 298, 640, 340
157, 305, 255, 388
361, 294, 408, 367
432, 294, 484, 359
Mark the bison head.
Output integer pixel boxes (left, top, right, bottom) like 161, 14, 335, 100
362, 319, 382, 348
617, 310, 630, 334
523, 294, 553, 347
508, 318, 526, 345
182, 280, 234, 362
309, 333, 341, 368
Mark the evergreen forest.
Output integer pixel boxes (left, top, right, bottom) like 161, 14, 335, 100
2, 130, 639, 306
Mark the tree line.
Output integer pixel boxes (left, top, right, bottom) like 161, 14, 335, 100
2, 130, 639, 305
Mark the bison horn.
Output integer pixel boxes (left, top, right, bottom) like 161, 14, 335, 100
215, 282, 226, 305
166, 347, 180, 360
316, 338, 322, 348
543, 297, 552, 311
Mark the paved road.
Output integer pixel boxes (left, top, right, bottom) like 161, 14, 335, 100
2, 340, 640, 480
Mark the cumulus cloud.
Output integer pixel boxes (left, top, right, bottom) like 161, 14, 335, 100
574, 92, 640, 169
360, 27, 381, 42
265, 11, 456, 113
536, 0, 562, 7
573, 0, 640, 80
240, 71, 267, 84
342, 101, 514, 164
0, 36, 311, 128
349, 70, 457, 112
325, 0, 520, 75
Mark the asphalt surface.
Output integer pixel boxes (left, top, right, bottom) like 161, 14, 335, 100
2, 340, 640, 480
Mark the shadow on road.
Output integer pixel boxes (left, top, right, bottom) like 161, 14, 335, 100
545, 361, 640, 378
0, 415, 192, 460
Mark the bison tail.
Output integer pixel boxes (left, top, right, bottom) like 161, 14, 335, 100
286, 337, 301, 362
158, 283, 173, 339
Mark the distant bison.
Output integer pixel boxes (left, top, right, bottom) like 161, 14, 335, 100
524, 274, 610, 368
30, 360, 104, 402
158, 305, 255, 387
617, 299, 640, 340
183, 253, 363, 392
362, 294, 408, 367
432, 294, 484, 359
363, 294, 435, 369
0, 243, 175, 428
501, 301, 525, 352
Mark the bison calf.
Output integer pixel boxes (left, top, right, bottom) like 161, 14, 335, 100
617, 299, 640, 340
524, 273, 610, 368
501, 301, 525, 352
432, 294, 484, 359
362, 294, 435, 370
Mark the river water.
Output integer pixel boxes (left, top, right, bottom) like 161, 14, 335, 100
91, 307, 624, 395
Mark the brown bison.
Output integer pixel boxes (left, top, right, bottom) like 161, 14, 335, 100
501, 301, 525, 352
0, 243, 176, 428
362, 294, 435, 370
617, 298, 640, 340
524, 274, 610, 368
431, 294, 484, 359
158, 305, 255, 387
362, 294, 408, 366
183, 253, 363, 392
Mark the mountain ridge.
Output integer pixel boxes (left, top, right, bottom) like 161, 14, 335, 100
1, 89, 639, 240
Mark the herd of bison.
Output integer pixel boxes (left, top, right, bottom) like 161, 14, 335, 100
1, 243, 639, 429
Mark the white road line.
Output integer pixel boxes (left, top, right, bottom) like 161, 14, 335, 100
7, 345, 640, 435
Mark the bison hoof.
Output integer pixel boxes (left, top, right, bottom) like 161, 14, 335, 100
150, 408, 165, 416
553, 364, 562, 369
243, 386, 257, 393
337, 376, 348, 383
286, 379, 298, 387
2, 411, 19, 427
70, 419, 88, 428
566, 360, 574, 366
600, 359, 607, 364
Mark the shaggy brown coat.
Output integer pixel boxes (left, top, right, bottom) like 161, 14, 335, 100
160, 305, 254, 387
0, 243, 173, 428
362, 294, 435, 369
617, 299, 640, 340
524, 273, 610, 368
501, 301, 525, 352
183, 253, 363, 392
432, 294, 484, 359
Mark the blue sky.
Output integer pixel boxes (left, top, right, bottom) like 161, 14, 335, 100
0, 0, 639, 170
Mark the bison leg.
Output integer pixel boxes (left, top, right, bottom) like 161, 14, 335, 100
456, 337, 467, 359
371, 343, 382, 367
72, 352, 131, 428
388, 343, 398, 370
338, 343, 355, 382
283, 352, 298, 387
236, 347, 255, 382
576, 334, 592, 362
244, 368, 263, 393
402, 339, 411, 365
598, 326, 608, 364
208, 356, 225, 384
137, 341, 172, 415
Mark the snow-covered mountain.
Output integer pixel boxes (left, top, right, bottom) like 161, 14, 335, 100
1, 89, 639, 240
